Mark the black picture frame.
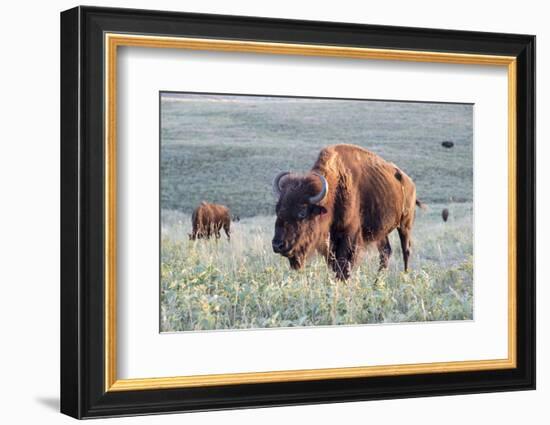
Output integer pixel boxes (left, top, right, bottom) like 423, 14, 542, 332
61, 5, 535, 419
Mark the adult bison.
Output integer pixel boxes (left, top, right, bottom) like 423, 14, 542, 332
271, 144, 423, 280
189, 201, 232, 240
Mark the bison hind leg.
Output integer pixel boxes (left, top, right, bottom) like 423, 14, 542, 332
397, 227, 412, 272
377, 236, 392, 270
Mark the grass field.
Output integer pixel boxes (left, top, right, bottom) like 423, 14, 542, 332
160, 93, 474, 332
160, 203, 473, 332
161, 95, 473, 217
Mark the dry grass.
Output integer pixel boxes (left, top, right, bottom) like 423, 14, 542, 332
160, 203, 473, 332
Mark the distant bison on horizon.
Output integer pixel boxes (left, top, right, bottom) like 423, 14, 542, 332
189, 201, 232, 240
271, 144, 425, 280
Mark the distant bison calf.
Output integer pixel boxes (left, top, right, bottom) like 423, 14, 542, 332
189, 201, 232, 240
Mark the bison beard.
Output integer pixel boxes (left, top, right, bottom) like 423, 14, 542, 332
272, 144, 421, 280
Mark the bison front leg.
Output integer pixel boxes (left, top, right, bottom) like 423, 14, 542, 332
377, 236, 392, 270
330, 231, 360, 280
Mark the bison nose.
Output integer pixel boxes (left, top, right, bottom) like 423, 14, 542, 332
272, 239, 286, 253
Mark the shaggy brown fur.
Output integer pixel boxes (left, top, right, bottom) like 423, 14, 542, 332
272, 144, 423, 280
189, 201, 232, 240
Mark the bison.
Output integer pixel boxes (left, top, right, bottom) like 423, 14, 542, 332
189, 201, 232, 240
271, 144, 424, 280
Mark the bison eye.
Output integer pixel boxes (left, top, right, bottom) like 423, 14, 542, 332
297, 207, 308, 220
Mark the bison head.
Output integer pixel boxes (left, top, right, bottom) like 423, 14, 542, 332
271, 171, 329, 270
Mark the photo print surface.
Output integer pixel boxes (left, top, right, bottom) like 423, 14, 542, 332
160, 92, 473, 332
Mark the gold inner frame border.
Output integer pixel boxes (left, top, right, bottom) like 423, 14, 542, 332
104, 33, 517, 392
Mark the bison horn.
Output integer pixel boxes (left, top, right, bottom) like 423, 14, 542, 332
272, 171, 291, 197
309, 172, 328, 204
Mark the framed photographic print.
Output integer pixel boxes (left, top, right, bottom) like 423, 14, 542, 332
60, 6, 535, 419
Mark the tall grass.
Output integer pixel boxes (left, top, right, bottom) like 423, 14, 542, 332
160, 203, 473, 332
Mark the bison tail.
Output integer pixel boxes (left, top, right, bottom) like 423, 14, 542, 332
415, 199, 428, 210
